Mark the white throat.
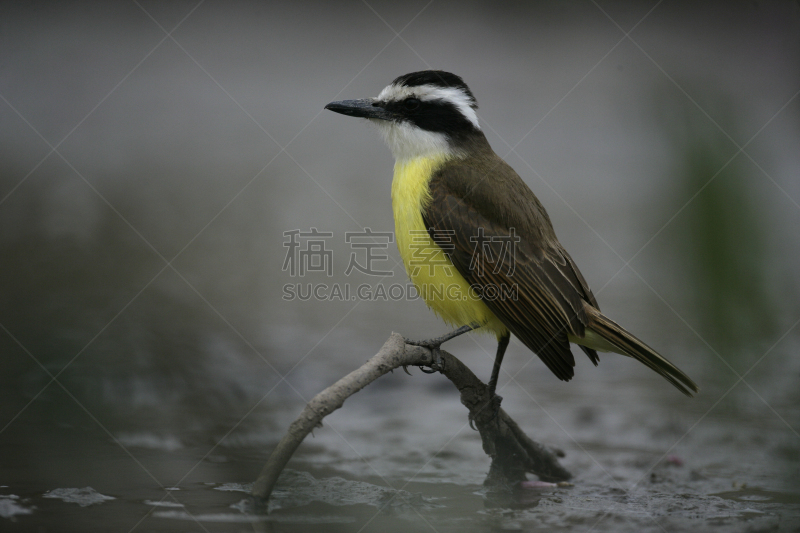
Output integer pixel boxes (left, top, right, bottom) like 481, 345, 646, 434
370, 119, 458, 162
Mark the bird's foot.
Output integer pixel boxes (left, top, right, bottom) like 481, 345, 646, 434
404, 336, 446, 373
404, 324, 479, 374
421, 347, 445, 373
468, 393, 503, 430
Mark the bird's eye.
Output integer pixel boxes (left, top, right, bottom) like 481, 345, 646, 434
404, 98, 420, 111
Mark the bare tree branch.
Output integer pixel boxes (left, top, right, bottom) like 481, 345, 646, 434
251, 332, 570, 503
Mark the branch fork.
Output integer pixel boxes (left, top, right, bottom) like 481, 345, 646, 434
252, 333, 570, 503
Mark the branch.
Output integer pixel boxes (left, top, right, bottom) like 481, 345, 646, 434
251, 332, 570, 503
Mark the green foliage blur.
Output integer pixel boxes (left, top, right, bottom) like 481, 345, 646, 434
659, 89, 783, 369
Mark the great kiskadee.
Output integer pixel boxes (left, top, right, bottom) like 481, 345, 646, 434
325, 70, 698, 398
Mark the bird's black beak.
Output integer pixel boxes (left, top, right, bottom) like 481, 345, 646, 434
325, 99, 393, 121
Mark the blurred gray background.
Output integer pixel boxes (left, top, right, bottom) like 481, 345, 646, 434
1, 1, 799, 530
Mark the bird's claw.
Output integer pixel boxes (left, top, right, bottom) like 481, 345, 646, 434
468, 393, 504, 430
428, 347, 446, 372
404, 338, 446, 374
402, 365, 412, 376
490, 394, 503, 418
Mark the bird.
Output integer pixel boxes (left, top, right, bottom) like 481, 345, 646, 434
325, 70, 698, 400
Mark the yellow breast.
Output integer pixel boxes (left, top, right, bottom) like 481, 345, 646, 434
391, 157, 506, 337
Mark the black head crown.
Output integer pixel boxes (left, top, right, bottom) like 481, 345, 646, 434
390, 70, 478, 107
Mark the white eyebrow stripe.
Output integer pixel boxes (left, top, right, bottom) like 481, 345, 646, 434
376, 83, 480, 130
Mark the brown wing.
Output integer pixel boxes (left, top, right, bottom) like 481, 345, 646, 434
423, 159, 600, 381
